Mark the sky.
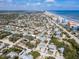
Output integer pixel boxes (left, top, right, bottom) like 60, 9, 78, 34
0, 0, 79, 10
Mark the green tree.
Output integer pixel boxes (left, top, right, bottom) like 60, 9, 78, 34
45, 56, 55, 59
50, 35, 65, 48
0, 56, 6, 59
29, 51, 40, 59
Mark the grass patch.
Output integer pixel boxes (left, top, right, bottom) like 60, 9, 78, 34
29, 51, 40, 59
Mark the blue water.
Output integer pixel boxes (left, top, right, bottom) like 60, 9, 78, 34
49, 10, 79, 22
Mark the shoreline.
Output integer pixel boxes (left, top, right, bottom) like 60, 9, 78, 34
48, 11, 79, 23
58, 14, 79, 23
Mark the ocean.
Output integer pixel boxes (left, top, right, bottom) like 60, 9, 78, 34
49, 10, 79, 22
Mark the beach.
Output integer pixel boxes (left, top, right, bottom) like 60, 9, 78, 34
49, 10, 79, 23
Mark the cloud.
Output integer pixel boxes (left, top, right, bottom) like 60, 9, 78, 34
25, 2, 41, 6
0, 0, 12, 2
36, 2, 41, 5
0, 0, 79, 10
46, 0, 55, 2
0, 0, 3, 1
7, 0, 12, 2
26, 3, 30, 6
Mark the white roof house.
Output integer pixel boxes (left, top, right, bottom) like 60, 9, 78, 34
55, 31, 62, 38
19, 54, 33, 59
39, 43, 46, 48
48, 44, 57, 52
0, 43, 5, 49
54, 28, 59, 32
58, 48, 64, 54
7, 52, 18, 58
37, 34, 47, 41
38, 43, 47, 52
48, 44, 57, 56
19, 49, 33, 59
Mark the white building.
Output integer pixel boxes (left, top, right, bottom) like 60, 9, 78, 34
0, 43, 5, 49
6, 52, 18, 59
48, 44, 57, 55
19, 50, 33, 59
